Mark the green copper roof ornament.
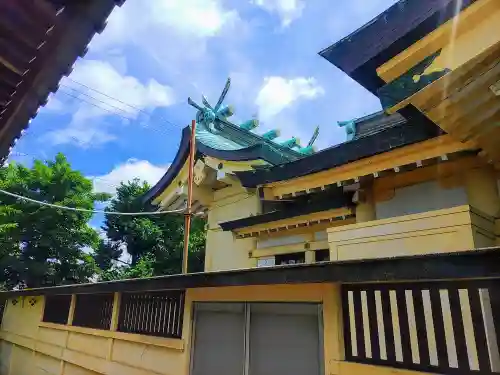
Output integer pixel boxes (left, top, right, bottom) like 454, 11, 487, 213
188, 77, 258, 134
338, 120, 356, 141
188, 78, 233, 133
298, 126, 319, 155
262, 129, 280, 140
186, 77, 319, 157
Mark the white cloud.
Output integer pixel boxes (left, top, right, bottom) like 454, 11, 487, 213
91, 159, 170, 195
253, 0, 305, 26
47, 59, 175, 147
150, 0, 239, 38
255, 76, 324, 120
91, 0, 239, 51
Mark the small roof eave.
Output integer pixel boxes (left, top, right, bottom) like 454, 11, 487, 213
220, 191, 352, 232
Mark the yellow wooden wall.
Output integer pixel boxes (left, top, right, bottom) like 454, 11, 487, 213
0, 295, 188, 375
0, 284, 440, 375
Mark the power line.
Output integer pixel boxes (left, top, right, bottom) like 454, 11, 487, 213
66, 77, 150, 116
61, 85, 139, 119
58, 89, 137, 122
0, 188, 185, 216
63, 78, 183, 130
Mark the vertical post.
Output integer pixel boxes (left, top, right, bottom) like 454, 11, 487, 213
183, 119, 197, 274
67, 294, 76, 325
110, 292, 121, 331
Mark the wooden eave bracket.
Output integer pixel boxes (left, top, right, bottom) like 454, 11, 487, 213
234, 207, 354, 238
263, 135, 476, 199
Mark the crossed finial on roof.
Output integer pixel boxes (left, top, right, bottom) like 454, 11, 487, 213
187, 78, 234, 133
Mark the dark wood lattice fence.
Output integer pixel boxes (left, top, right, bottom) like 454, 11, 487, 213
72, 293, 114, 330
42, 295, 72, 325
118, 290, 184, 338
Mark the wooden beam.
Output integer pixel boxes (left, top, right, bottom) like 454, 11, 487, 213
234, 207, 354, 236
379, 3, 500, 114
377, 0, 498, 83
256, 219, 355, 240
0, 56, 23, 75
217, 170, 239, 185
265, 135, 475, 198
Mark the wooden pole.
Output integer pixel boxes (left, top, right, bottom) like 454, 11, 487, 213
182, 119, 197, 274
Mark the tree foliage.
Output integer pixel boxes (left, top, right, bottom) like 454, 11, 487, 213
96, 179, 206, 280
0, 153, 109, 289
0, 155, 206, 289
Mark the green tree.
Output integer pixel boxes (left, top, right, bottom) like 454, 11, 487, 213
93, 239, 123, 271
100, 179, 205, 280
0, 153, 109, 289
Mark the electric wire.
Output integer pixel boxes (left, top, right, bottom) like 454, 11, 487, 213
0, 188, 186, 216
58, 89, 137, 122
63, 78, 184, 130
61, 85, 139, 119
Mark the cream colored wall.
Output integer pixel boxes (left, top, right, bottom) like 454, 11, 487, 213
0, 295, 189, 375
328, 205, 496, 261
0, 285, 441, 375
205, 183, 260, 271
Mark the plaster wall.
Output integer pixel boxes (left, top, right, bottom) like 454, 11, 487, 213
328, 205, 496, 261
375, 180, 467, 220
204, 184, 260, 271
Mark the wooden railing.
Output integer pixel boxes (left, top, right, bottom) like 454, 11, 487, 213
342, 280, 500, 374
40, 290, 185, 339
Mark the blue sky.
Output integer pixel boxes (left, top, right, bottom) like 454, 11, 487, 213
10, 0, 398, 230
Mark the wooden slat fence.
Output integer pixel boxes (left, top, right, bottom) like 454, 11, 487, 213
72, 293, 114, 330
342, 280, 500, 374
118, 290, 184, 339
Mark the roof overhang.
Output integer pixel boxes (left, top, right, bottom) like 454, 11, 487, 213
3, 247, 500, 297
318, 0, 476, 95
249, 135, 476, 199
236, 117, 446, 191
0, 0, 124, 162
220, 188, 352, 232
376, 0, 500, 165
143, 126, 292, 205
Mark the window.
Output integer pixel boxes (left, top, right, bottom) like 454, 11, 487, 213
275, 252, 305, 265
42, 295, 72, 325
72, 293, 114, 330
118, 290, 184, 338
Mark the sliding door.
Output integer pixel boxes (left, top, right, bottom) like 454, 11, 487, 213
190, 302, 323, 375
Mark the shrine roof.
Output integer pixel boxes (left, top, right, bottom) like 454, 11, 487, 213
236, 110, 442, 188
144, 79, 319, 204
318, 0, 476, 95
0, 0, 125, 163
